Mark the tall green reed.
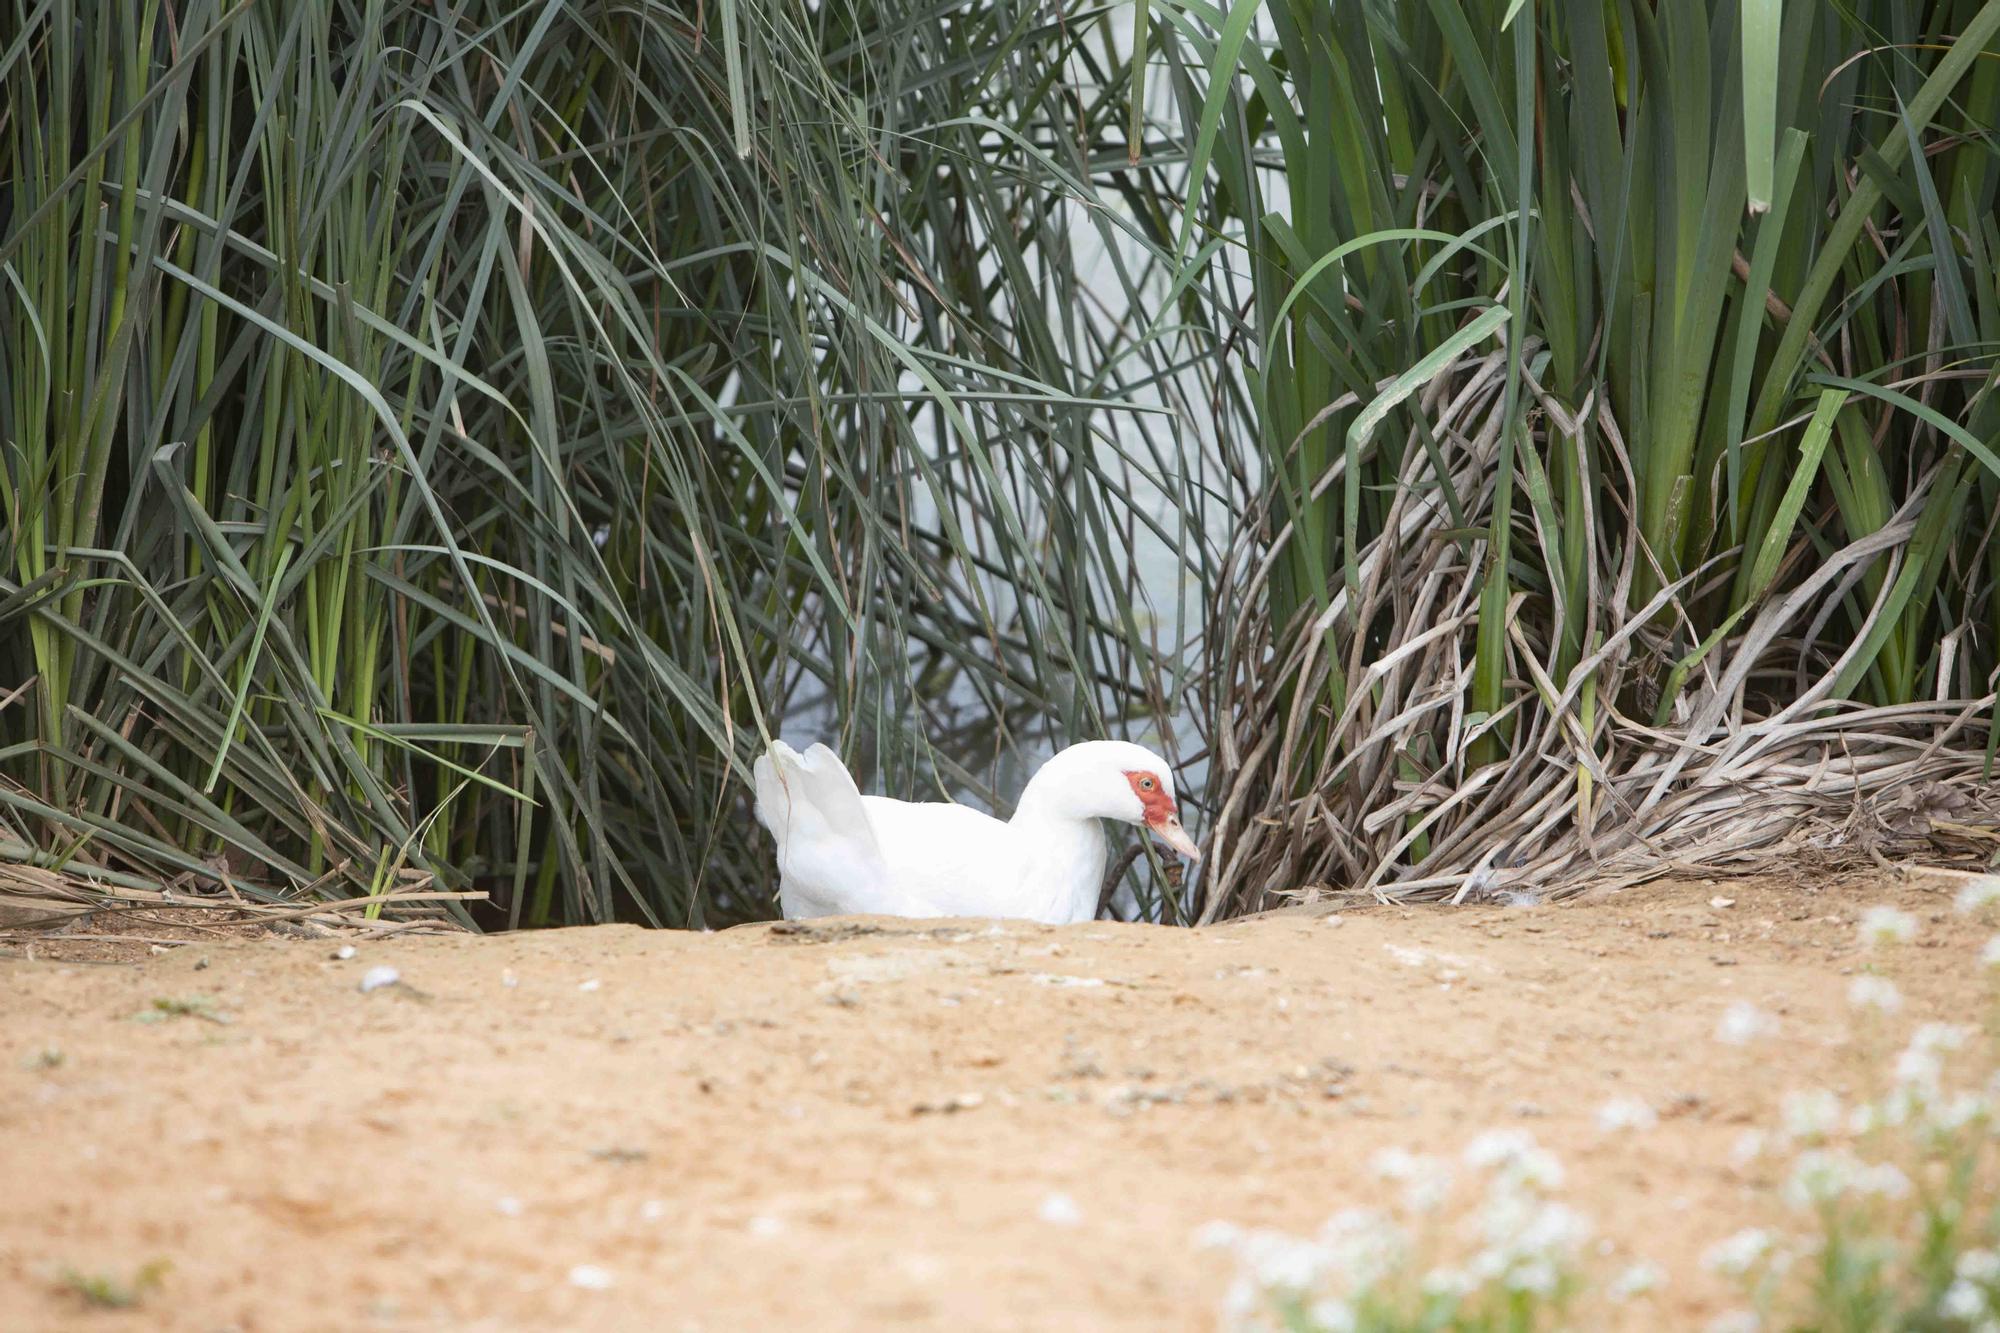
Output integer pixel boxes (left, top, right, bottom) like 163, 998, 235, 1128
0, 0, 1204, 925
1170, 0, 2000, 913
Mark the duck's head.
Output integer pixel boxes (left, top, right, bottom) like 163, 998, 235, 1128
1020, 740, 1201, 861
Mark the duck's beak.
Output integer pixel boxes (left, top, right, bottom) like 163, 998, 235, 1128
1148, 813, 1202, 861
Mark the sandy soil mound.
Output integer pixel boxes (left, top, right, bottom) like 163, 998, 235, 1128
2, 871, 1988, 1330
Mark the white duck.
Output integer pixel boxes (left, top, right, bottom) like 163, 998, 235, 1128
752, 739, 1199, 924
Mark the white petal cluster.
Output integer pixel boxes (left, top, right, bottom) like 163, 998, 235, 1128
1782, 1148, 1911, 1209
1463, 1129, 1565, 1189
1199, 1131, 1587, 1329
1780, 1089, 1842, 1142
1596, 1096, 1658, 1132
1958, 1249, 2000, 1283
1607, 1259, 1664, 1301
1717, 1001, 1779, 1044
1705, 1312, 1762, 1333
1847, 975, 1903, 1013
1205, 914, 2000, 1333
1703, 1228, 1777, 1277
1956, 877, 2000, 915
1939, 1277, 1988, 1322
1857, 905, 1918, 946
1371, 1147, 1454, 1214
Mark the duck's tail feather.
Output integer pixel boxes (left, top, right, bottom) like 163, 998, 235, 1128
751, 742, 797, 849
753, 741, 883, 868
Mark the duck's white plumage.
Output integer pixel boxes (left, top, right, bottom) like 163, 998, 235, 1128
753, 739, 1198, 925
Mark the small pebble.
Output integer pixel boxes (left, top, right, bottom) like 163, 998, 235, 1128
578, 979, 601, 993
567, 1265, 614, 1291
359, 965, 400, 993
1038, 1193, 1083, 1226
913, 1092, 984, 1115
334, 945, 357, 961
496, 1196, 524, 1217
747, 1214, 785, 1238
1709, 897, 1736, 910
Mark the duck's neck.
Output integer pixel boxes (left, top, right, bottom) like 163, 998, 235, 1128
1009, 787, 1108, 924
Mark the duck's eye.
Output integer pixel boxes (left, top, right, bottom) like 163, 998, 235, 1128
1139, 776, 1156, 792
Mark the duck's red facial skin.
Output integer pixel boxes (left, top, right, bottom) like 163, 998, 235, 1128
1123, 769, 1175, 827
1124, 768, 1201, 861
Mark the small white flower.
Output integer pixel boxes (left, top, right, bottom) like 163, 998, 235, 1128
1193, 1220, 1242, 1250
1914, 1022, 1971, 1054
1782, 1150, 1908, 1208
1716, 1001, 1778, 1044
1506, 1255, 1560, 1296
1234, 1227, 1334, 1292
1608, 1259, 1665, 1301
359, 965, 400, 992
1463, 1129, 1565, 1189
1941, 1278, 1989, 1320
1858, 904, 1918, 946
1370, 1146, 1422, 1180
1928, 1091, 1990, 1135
1857, 1161, 1911, 1199
1784, 1150, 1850, 1207
1707, 1313, 1762, 1333
1882, 1082, 1925, 1126
1467, 1244, 1508, 1285
1896, 1047, 1944, 1094
1730, 1130, 1767, 1167
1957, 877, 2000, 915
1304, 1298, 1358, 1333
1316, 1208, 1405, 1290
1370, 1147, 1454, 1212
1781, 1089, 1843, 1141
1463, 1128, 1537, 1168
1514, 1200, 1591, 1255
1596, 1096, 1658, 1132
1847, 975, 1903, 1013
1420, 1266, 1475, 1299
1703, 1228, 1775, 1276
1958, 1248, 2000, 1283
1220, 1274, 1259, 1322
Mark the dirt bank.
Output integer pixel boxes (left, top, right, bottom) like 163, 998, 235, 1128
2, 870, 1990, 1331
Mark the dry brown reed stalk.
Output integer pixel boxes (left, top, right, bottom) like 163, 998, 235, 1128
0, 855, 481, 940
1198, 348, 1999, 920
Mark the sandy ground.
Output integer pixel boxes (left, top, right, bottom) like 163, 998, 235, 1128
2, 869, 1992, 1331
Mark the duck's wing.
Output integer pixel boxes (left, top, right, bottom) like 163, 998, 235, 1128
754, 742, 937, 918
857, 796, 1022, 917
